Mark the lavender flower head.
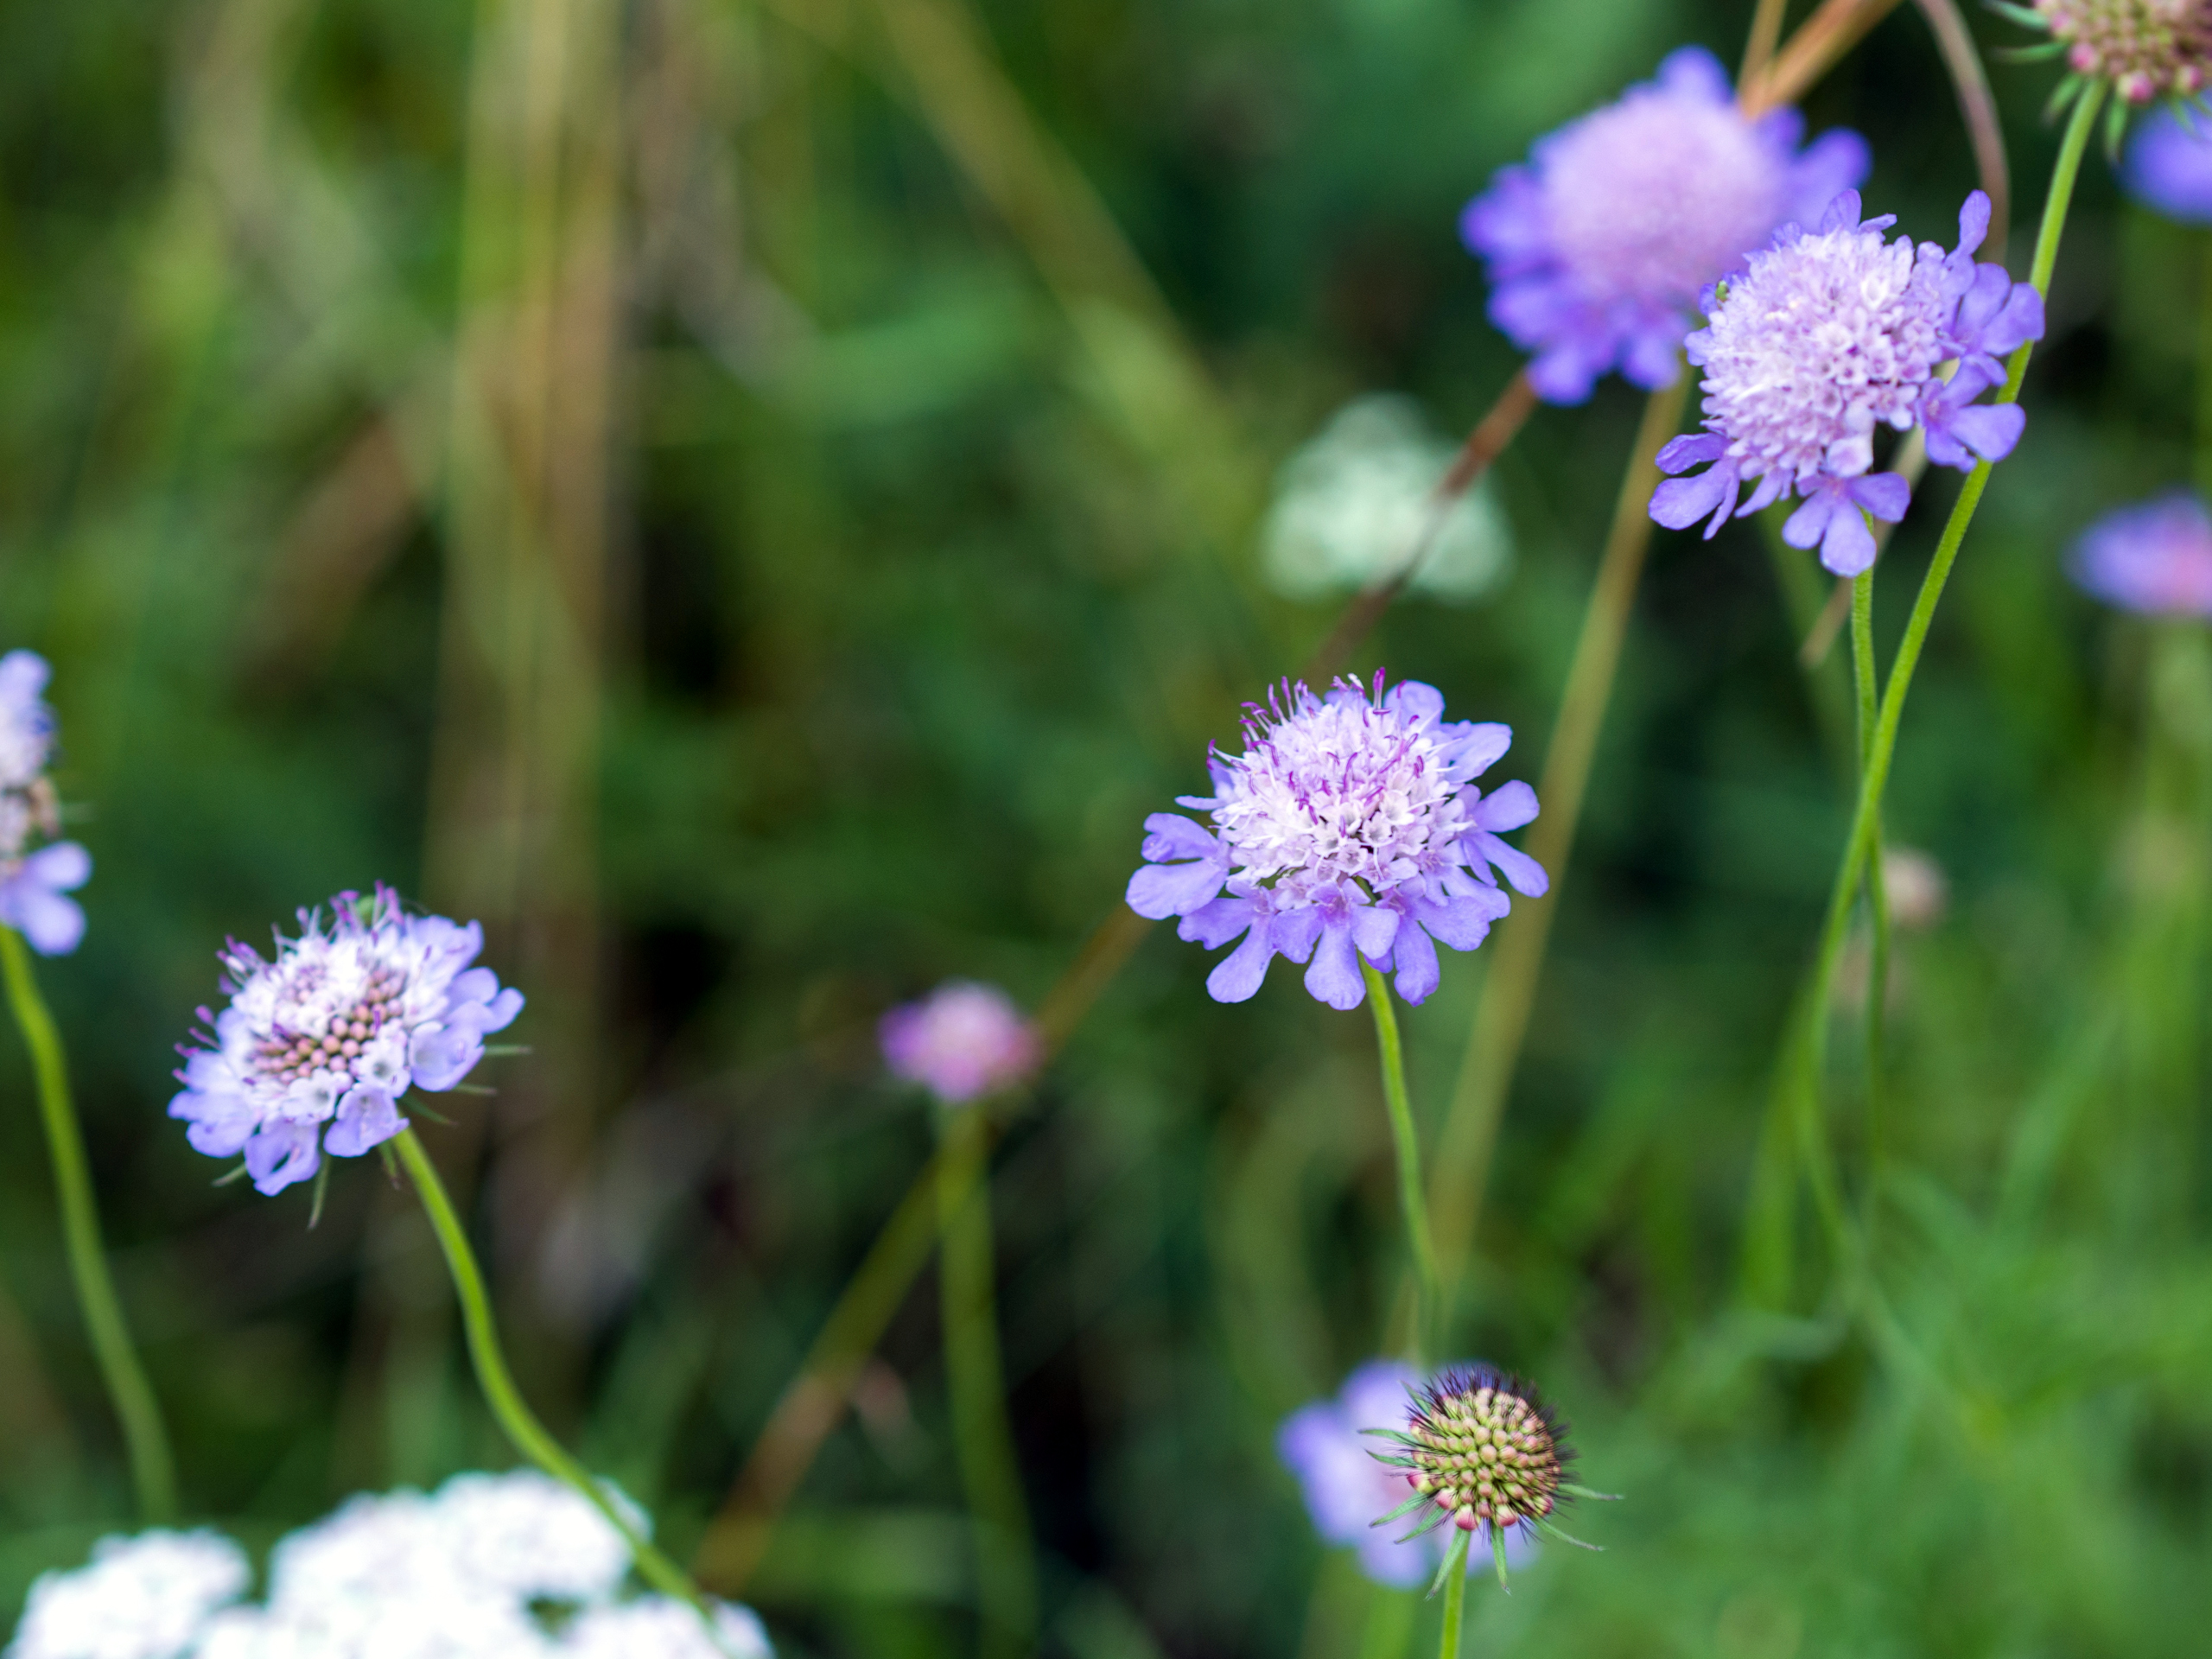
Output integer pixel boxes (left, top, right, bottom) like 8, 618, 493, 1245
0, 651, 91, 957
2069, 491, 2212, 615
880, 981, 1040, 1105
167, 885, 523, 1197
1651, 190, 2045, 577
1277, 1362, 1536, 1588
2124, 99, 2212, 222
1461, 47, 1868, 404
1126, 673, 1544, 1012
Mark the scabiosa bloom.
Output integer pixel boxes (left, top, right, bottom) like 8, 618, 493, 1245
7, 1530, 248, 1659
1125, 673, 1544, 1012
1277, 1362, 1535, 1588
2014, 0, 2212, 105
1652, 190, 2045, 577
1461, 47, 1869, 404
2068, 491, 2212, 615
1368, 1365, 1596, 1580
0, 651, 91, 957
880, 981, 1040, 1105
2124, 99, 2212, 220
167, 886, 523, 1197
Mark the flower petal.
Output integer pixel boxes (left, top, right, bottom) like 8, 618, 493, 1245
325, 1085, 406, 1158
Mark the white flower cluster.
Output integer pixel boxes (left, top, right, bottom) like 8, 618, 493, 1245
6, 1472, 770, 1659
1261, 396, 1513, 604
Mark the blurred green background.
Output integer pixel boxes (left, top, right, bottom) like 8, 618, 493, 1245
3, 0, 2211, 1652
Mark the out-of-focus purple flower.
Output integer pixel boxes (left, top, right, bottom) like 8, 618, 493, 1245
167, 885, 524, 1197
1460, 47, 1868, 405
2069, 491, 2212, 616
1277, 1362, 1538, 1588
879, 981, 1040, 1105
2125, 99, 2212, 222
0, 651, 90, 957
1126, 673, 1542, 1012
2024, 0, 2212, 105
1652, 190, 2044, 578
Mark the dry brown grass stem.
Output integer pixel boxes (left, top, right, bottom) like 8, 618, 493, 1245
1745, 0, 1906, 116
1912, 0, 2012, 259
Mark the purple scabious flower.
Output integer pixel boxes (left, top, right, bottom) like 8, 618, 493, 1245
1276, 1362, 1536, 1589
0, 650, 91, 957
1651, 189, 2045, 578
168, 885, 524, 1197
1460, 47, 1869, 405
2124, 99, 2212, 222
880, 981, 1040, 1105
1125, 672, 1543, 1012
2068, 491, 2212, 615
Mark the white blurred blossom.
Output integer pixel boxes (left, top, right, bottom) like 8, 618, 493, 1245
6, 1472, 769, 1659
1261, 395, 1515, 604
8, 1531, 248, 1659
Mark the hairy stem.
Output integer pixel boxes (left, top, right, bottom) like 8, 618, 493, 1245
3, 925, 175, 1522
394, 1128, 730, 1648
936, 1103, 1038, 1659
1364, 960, 1438, 1362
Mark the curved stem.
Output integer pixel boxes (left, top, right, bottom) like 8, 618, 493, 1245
1435, 1528, 1471, 1659
394, 1128, 731, 1649
1363, 960, 1437, 1363
935, 1103, 1037, 1659
2, 925, 175, 1522
1751, 79, 2106, 1293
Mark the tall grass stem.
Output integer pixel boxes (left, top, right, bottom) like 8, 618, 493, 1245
2, 925, 176, 1522
935, 1103, 1039, 1659
1849, 572, 1891, 1230
1427, 379, 1685, 1317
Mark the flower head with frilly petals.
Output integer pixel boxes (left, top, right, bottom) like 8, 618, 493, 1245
167, 886, 524, 1197
1126, 673, 1544, 1010
1277, 1362, 1537, 1589
0, 651, 92, 957
1365, 1366, 1605, 1583
1651, 190, 2045, 577
2069, 491, 2212, 614
880, 981, 1040, 1105
1461, 47, 1868, 404
2016, 0, 2212, 105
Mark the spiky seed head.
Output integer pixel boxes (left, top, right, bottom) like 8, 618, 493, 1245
1397, 1368, 1568, 1535
2033, 0, 2212, 102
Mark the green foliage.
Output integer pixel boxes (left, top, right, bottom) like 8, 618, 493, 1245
1, 0, 2209, 1654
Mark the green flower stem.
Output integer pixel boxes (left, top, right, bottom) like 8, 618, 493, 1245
1363, 959, 1438, 1362
934, 1103, 1038, 1659
1849, 570, 1891, 1230
1435, 1527, 1471, 1659
392, 1128, 732, 1649
1755, 79, 2106, 1288
1, 925, 175, 1522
